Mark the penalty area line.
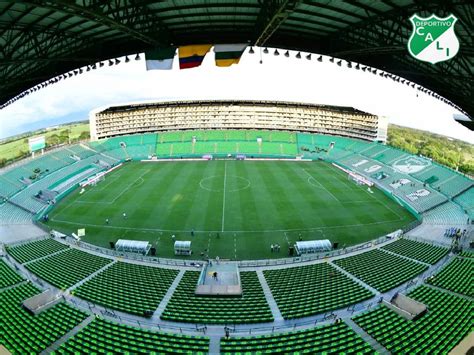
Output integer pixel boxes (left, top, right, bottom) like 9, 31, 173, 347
302, 169, 340, 202
323, 163, 405, 221
110, 169, 150, 204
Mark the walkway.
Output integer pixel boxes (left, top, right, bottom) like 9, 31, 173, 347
152, 269, 185, 319
0, 280, 28, 292
379, 248, 431, 267
344, 318, 389, 354
67, 260, 116, 292
425, 283, 474, 302
23, 247, 70, 266
40, 314, 95, 354
256, 270, 284, 322
329, 261, 380, 295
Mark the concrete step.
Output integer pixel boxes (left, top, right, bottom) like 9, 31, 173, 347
256, 270, 284, 322
152, 269, 185, 319
345, 318, 389, 354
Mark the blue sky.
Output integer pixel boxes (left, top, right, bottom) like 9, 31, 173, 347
0, 48, 472, 143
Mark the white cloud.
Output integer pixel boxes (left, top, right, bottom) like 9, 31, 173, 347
0, 49, 472, 143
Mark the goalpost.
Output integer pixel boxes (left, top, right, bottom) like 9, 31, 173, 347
333, 163, 375, 192
348, 173, 364, 185
348, 171, 373, 186
90, 174, 105, 186
81, 172, 106, 188
348, 171, 374, 193
79, 163, 122, 193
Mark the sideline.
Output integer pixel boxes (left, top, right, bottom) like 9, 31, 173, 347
221, 161, 227, 232
49, 216, 404, 234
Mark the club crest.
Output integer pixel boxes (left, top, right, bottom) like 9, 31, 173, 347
408, 14, 459, 64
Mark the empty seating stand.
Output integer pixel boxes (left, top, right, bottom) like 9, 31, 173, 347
0, 258, 25, 288
333, 249, 428, 293
263, 262, 373, 319
459, 250, 474, 259
154, 129, 299, 158
360, 144, 388, 158
0, 202, 34, 225
161, 271, 273, 324
55, 317, 210, 354
412, 163, 472, 198
7, 238, 69, 264
0, 175, 24, 197
25, 248, 113, 290
7, 155, 105, 213
221, 321, 373, 354
422, 202, 468, 225
65, 144, 97, 159
353, 286, 472, 354
454, 187, 474, 212
1, 282, 88, 354
73, 262, 178, 316
374, 148, 407, 165
381, 239, 449, 265
426, 257, 473, 297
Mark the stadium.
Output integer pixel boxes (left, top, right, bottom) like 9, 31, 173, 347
1, 2, 473, 355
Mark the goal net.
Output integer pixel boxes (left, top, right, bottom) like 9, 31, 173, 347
81, 173, 105, 188
90, 174, 104, 186
348, 172, 374, 187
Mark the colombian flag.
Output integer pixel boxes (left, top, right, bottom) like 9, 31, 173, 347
179, 44, 212, 69
214, 44, 248, 67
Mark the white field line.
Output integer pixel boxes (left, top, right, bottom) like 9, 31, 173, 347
76, 170, 150, 205
302, 168, 340, 202
322, 164, 405, 220
339, 200, 374, 204
306, 176, 358, 191
234, 236, 237, 259
221, 161, 227, 232
93, 175, 120, 191
49, 216, 403, 234
75, 172, 120, 200
110, 169, 150, 203
305, 172, 371, 203
74, 175, 120, 201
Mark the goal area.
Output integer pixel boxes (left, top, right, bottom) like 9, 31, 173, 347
81, 172, 105, 187
79, 163, 123, 188
331, 162, 374, 187
348, 171, 374, 187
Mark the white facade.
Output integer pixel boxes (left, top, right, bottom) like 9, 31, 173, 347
90, 100, 385, 142
376, 116, 389, 142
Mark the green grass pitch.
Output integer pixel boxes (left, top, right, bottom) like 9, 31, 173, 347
46, 160, 416, 260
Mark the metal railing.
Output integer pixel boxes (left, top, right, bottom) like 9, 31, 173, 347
2, 233, 457, 339
72, 235, 390, 269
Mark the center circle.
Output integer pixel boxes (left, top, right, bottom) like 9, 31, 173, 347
199, 175, 251, 192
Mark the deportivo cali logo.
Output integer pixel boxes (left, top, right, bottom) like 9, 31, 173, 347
408, 14, 459, 64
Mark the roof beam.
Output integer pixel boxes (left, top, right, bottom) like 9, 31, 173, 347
0, 5, 35, 39
0, 2, 14, 18
7, 0, 163, 45
254, 0, 301, 46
